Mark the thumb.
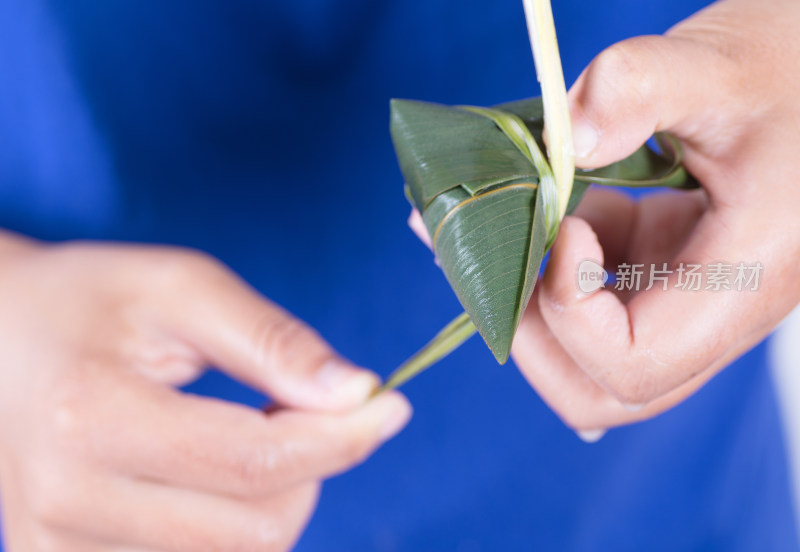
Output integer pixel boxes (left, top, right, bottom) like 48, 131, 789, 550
156, 253, 380, 412
568, 34, 738, 169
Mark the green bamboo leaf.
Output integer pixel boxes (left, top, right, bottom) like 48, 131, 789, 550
378, 312, 477, 394
390, 99, 539, 211
457, 105, 560, 246
391, 98, 586, 364
576, 133, 698, 189
388, 96, 695, 387
430, 182, 546, 363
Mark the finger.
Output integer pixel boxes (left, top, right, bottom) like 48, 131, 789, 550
568, 34, 741, 168
125, 338, 205, 387
408, 209, 432, 249
32, 467, 319, 552
513, 287, 624, 429
33, 532, 161, 552
9, 479, 160, 552
538, 212, 770, 406
19, 530, 114, 552
513, 288, 720, 435
77, 367, 411, 498
620, 189, 707, 267
155, 253, 379, 411
571, 187, 637, 270
26, 528, 164, 552
573, 188, 706, 292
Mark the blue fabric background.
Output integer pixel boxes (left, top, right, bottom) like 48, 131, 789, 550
0, 0, 797, 550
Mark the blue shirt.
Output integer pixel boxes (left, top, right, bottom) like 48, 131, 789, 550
0, 1, 796, 550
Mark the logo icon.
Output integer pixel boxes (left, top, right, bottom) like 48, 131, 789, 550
577, 259, 608, 293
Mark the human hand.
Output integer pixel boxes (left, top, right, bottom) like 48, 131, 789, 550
0, 235, 411, 551
511, 0, 800, 440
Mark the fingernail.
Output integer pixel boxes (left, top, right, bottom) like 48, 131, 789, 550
571, 114, 599, 161
377, 395, 413, 442
623, 403, 644, 413
576, 429, 606, 443
318, 359, 380, 400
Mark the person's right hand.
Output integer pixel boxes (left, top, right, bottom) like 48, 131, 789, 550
0, 234, 411, 552
510, 0, 800, 440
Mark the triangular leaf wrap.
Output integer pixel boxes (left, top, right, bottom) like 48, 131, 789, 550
391, 98, 586, 363
390, 97, 695, 364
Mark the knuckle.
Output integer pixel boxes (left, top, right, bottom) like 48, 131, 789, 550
592, 39, 648, 83
149, 247, 227, 289
50, 395, 86, 447
611, 384, 650, 407
176, 247, 223, 272
602, 365, 653, 406
48, 365, 100, 453
233, 444, 280, 493
255, 314, 330, 370
587, 36, 662, 116
591, 41, 635, 79
229, 438, 315, 495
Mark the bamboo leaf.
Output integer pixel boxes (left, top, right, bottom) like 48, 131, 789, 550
391, 98, 587, 364
378, 312, 477, 394
457, 106, 560, 246
390, 99, 539, 212
576, 133, 698, 189
388, 96, 695, 389
431, 182, 546, 364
